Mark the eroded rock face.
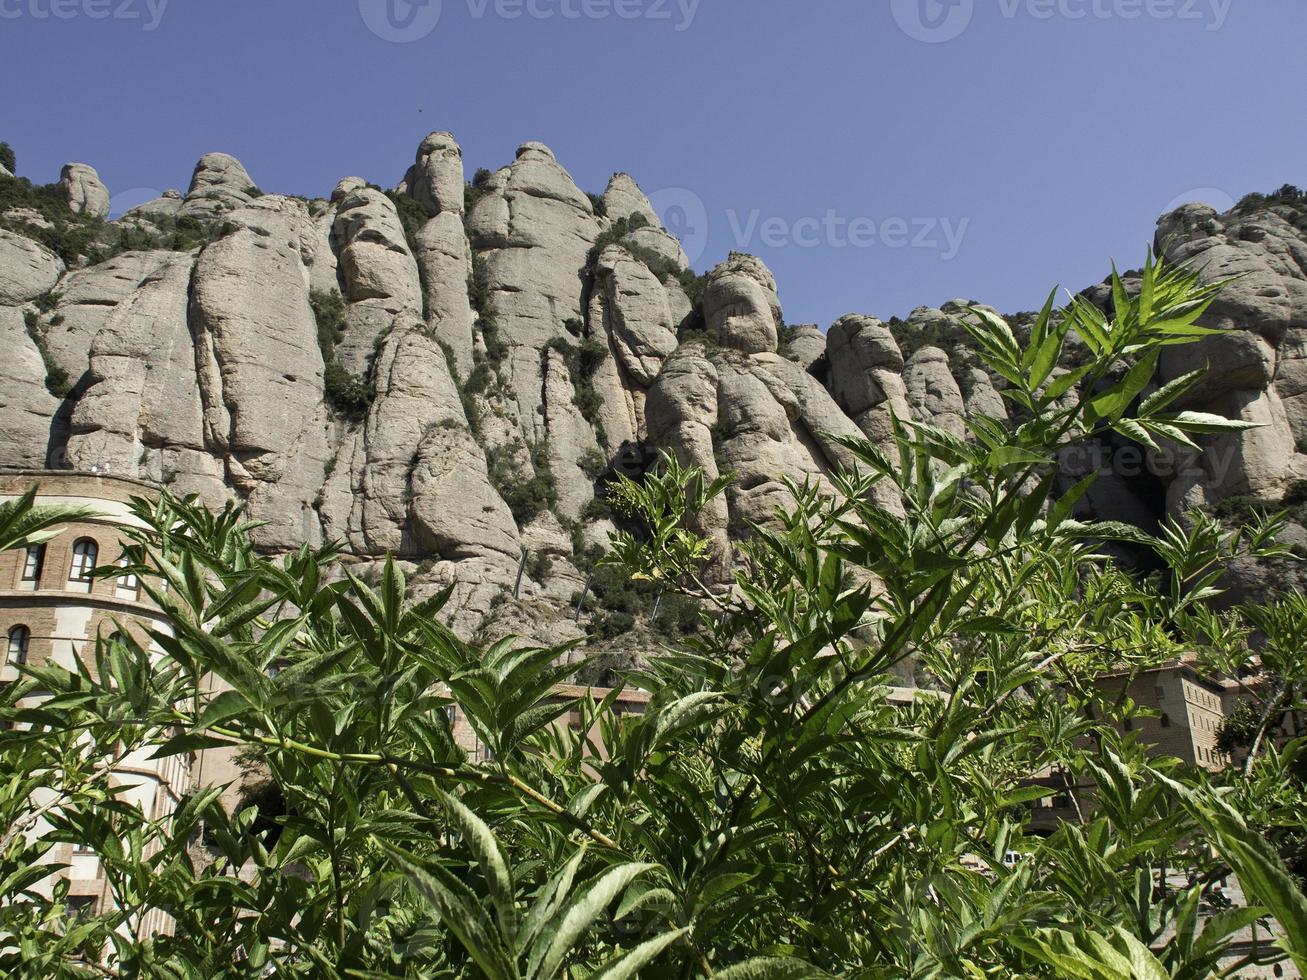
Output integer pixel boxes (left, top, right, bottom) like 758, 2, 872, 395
0, 306, 60, 468
1160, 204, 1307, 342
904, 347, 966, 439
40, 250, 172, 381
602, 173, 659, 225
705, 253, 783, 355
59, 163, 110, 219
646, 255, 903, 569
8, 132, 1307, 637
0, 230, 63, 304
465, 142, 599, 438
332, 187, 423, 374
1154, 199, 1307, 511
785, 324, 826, 372
67, 252, 223, 501
320, 317, 518, 561
189, 213, 333, 548
415, 211, 475, 379
181, 152, 258, 220
827, 313, 911, 444
591, 245, 679, 386
403, 131, 465, 217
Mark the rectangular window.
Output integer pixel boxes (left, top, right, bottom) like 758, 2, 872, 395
21, 544, 45, 585
115, 556, 139, 601
65, 896, 97, 921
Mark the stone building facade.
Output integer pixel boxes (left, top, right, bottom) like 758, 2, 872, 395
0, 470, 189, 934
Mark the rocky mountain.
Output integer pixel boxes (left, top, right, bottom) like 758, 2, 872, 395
1, 137, 1305, 662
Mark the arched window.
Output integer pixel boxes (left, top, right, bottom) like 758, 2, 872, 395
69, 539, 98, 590
6, 626, 31, 667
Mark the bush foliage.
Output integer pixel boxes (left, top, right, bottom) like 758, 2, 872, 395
312, 289, 373, 420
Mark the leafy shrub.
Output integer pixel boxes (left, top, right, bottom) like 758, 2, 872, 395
0, 141, 14, 174
525, 551, 554, 583
1236, 184, 1307, 216
573, 561, 702, 641
586, 192, 607, 218
464, 167, 494, 215
544, 336, 608, 441
23, 308, 71, 398
487, 439, 558, 526
437, 339, 483, 436
2, 171, 211, 263
0, 175, 106, 265
384, 189, 428, 257
312, 289, 372, 419
468, 254, 508, 369
311, 289, 347, 357
33, 291, 60, 313
578, 448, 608, 480
323, 361, 373, 419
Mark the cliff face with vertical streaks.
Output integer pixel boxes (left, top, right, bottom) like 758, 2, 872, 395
2, 139, 1305, 652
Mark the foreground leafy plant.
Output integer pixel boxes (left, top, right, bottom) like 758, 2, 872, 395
2, 254, 1305, 977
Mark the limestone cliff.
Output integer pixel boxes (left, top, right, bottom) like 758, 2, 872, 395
2, 136, 1305, 645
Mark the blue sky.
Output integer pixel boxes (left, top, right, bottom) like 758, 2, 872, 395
2, 0, 1302, 326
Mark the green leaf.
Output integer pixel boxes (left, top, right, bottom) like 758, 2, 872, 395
588, 928, 688, 980
1089, 349, 1159, 423
384, 843, 518, 980
1138, 368, 1203, 416
534, 863, 656, 980
437, 790, 518, 941
714, 957, 829, 979
148, 732, 231, 759
1159, 411, 1265, 436
198, 689, 251, 731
